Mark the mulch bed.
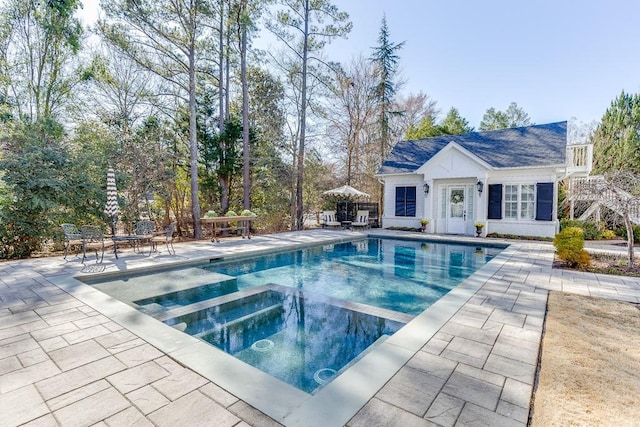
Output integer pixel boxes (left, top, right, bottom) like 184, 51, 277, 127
553, 252, 640, 277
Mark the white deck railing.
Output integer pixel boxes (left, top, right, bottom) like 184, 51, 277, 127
565, 144, 593, 176
571, 176, 640, 224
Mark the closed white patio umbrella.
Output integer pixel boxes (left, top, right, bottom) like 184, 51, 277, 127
103, 167, 120, 235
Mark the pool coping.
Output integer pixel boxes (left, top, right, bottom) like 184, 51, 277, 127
49, 234, 515, 427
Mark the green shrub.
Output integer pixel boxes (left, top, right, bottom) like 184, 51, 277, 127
204, 210, 218, 218
601, 229, 617, 240
553, 227, 590, 268
619, 224, 640, 242
225, 210, 238, 227
559, 219, 601, 240
240, 209, 256, 217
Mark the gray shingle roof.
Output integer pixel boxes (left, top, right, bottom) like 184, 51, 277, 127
377, 121, 567, 175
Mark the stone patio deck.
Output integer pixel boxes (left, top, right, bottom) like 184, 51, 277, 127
1, 230, 639, 426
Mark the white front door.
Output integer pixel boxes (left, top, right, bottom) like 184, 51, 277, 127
447, 186, 467, 234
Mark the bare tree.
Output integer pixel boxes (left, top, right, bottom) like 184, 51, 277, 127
392, 92, 438, 138
572, 170, 640, 265
325, 55, 377, 188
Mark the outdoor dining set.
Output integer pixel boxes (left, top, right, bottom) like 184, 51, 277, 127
61, 221, 176, 263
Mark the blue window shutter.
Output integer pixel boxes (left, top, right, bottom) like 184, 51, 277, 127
536, 182, 554, 221
406, 186, 416, 216
487, 184, 502, 219
395, 187, 405, 216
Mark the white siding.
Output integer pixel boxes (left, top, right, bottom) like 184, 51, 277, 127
380, 175, 426, 229
380, 144, 561, 238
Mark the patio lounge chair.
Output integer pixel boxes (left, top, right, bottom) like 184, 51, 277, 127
61, 223, 83, 260
322, 211, 341, 228
151, 222, 176, 255
80, 225, 114, 263
352, 210, 370, 229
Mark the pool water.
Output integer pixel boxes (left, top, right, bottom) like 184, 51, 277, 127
199, 238, 502, 315
164, 288, 404, 393
89, 237, 504, 394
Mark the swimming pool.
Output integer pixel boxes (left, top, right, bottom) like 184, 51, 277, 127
162, 287, 405, 393
86, 237, 504, 394
199, 238, 502, 315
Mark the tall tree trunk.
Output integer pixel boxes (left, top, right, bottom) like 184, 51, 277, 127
225, 18, 231, 121
220, 175, 229, 213
291, 152, 297, 229
188, 14, 202, 238
295, 0, 310, 231
218, 0, 225, 133
624, 214, 635, 265
217, 0, 228, 213
379, 111, 387, 209
240, 0, 250, 210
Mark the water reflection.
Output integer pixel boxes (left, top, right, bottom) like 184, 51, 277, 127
165, 290, 403, 393
202, 238, 504, 315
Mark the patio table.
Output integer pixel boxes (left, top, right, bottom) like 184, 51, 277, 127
111, 235, 143, 259
200, 215, 257, 242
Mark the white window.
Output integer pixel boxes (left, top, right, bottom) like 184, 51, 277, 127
520, 184, 535, 220
505, 185, 518, 219
505, 184, 535, 220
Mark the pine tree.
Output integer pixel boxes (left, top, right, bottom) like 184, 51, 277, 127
440, 107, 474, 135
591, 91, 640, 175
479, 102, 531, 130
370, 15, 404, 202
267, 0, 351, 230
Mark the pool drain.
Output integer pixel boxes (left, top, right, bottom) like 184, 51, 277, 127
313, 368, 337, 385
251, 339, 275, 352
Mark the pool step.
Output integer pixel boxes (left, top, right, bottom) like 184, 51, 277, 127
193, 303, 284, 341
163, 289, 286, 337
134, 277, 239, 308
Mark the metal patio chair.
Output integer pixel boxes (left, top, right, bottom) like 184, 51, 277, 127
151, 222, 176, 255
61, 223, 83, 260
80, 225, 114, 263
134, 220, 156, 255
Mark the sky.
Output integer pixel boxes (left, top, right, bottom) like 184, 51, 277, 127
320, 0, 640, 128
80, 0, 640, 129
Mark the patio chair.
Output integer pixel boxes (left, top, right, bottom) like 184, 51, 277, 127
80, 225, 114, 263
61, 223, 83, 260
134, 220, 156, 255
321, 211, 341, 228
151, 222, 176, 255
352, 210, 370, 229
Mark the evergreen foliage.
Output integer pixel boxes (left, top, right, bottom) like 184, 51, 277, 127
591, 91, 640, 175
559, 219, 602, 240
479, 102, 532, 131
440, 107, 474, 135
0, 119, 70, 257
403, 107, 474, 140
404, 115, 440, 139
371, 15, 405, 159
